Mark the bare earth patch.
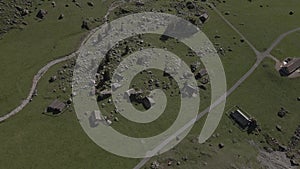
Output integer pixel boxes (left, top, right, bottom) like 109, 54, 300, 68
258, 150, 296, 169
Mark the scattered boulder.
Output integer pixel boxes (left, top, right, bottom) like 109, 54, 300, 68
218, 143, 225, 149
199, 85, 207, 90
278, 108, 288, 118
182, 156, 188, 161
264, 146, 273, 153
58, 14, 64, 20
16, 6, 29, 16
224, 11, 230, 15
200, 13, 209, 23
135, 0, 145, 6
49, 76, 57, 82
21, 9, 30, 16
22, 21, 28, 25
276, 124, 282, 132
186, 1, 195, 9
36, 9, 47, 19
190, 63, 197, 72
51, 1, 56, 7
278, 144, 288, 152
81, 20, 90, 30
290, 159, 299, 166
114, 117, 119, 122
67, 98, 72, 104
75, 2, 81, 8
87, 1, 94, 7
150, 161, 160, 169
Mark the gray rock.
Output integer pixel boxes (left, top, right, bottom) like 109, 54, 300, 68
81, 20, 90, 30
51, 1, 56, 7
135, 0, 145, 6
218, 143, 224, 148
49, 76, 57, 82
276, 124, 282, 131
58, 14, 64, 20
186, 1, 195, 9
87, 1, 94, 7
36, 9, 47, 19
291, 159, 299, 166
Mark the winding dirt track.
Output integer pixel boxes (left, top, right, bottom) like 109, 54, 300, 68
133, 3, 300, 169
0, 1, 123, 122
0, 1, 299, 168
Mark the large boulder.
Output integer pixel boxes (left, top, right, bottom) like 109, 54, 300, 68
81, 20, 90, 30
87, 1, 94, 7
36, 9, 47, 19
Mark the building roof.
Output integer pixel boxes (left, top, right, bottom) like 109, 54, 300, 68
281, 58, 300, 74
48, 99, 65, 112
230, 109, 251, 129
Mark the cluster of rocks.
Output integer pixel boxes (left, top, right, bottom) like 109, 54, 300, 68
150, 155, 190, 168
285, 125, 300, 166
289, 125, 300, 149
170, 1, 209, 25
263, 129, 300, 167
95, 35, 153, 91
112, 0, 209, 27
0, 0, 33, 37
48, 59, 75, 95
277, 107, 288, 118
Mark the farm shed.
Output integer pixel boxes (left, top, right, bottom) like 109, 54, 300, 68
230, 109, 251, 129
280, 58, 300, 75
47, 99, 66, 113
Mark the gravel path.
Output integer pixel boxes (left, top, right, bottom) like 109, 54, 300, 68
1, 1, 299, 168
133, 3, 300, 169
0, 1, 123, 122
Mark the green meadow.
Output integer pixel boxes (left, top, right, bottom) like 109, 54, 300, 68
0, 0, 112, 116
0, 0, 299, 169
271, 31, 300, 60
213, 0, 300, 51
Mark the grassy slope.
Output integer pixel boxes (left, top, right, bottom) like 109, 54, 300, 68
0, 1, 258, 169
0, 0, 111, 116
0, 60, 139, 169
144, 58, 300, 168
213, 0, 300, 51
2, 0, 299, 169
271, 31, 300, 60
202, 6, 256, 88
227, 58, 300, 146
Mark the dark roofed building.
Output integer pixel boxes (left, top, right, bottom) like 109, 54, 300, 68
230, 109, 251, 129
280, 58, 300, 76
47, 99, 66, 114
